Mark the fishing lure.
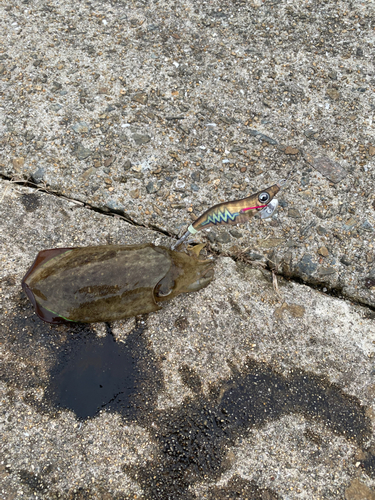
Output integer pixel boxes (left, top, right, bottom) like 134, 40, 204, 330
22, 243, 214, 324
172, 180, 286, 249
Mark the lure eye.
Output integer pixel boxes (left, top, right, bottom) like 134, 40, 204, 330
258, 192, 270, 204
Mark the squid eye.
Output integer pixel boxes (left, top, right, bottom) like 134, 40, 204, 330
258, 192, 270, 203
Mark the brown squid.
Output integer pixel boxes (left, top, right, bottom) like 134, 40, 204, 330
22, 244, 214, 324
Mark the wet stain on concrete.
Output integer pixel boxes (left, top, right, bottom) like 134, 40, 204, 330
20, 193, 40, 212
44, 323, 163, 420
204, 474, 280, 500
0, 300, 163, 422
124, 359, 371, 498
2, 299, 375, 498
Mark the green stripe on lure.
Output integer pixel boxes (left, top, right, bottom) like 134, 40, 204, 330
172, 179, 287, 249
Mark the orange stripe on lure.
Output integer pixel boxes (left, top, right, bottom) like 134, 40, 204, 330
172, 179, 287, 249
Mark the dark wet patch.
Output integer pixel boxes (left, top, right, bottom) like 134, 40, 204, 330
205, 474, 280, 500
2, 299, 373, 498
1, 299, 163, 422
19, 469, 47, 493
0, 298, 96, 392
20, 193, 40, 212
43, 323, 163, 420
179, 364, 202, 394
125, 358, 371, 498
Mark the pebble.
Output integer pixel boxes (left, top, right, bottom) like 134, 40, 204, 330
258, 238, 285, 248
369, 146, 375, 157
51, 104, 62, 112
304, 152, 347, 184
191, 183, 199, 192
342, 218, 357, 231
74, 143, 92, 160
297, 254, 317, 276
72, 122, 90, 133
132, 93, 148, 105
304, 130, 319, 138
106, 199, 125, 213
288, 208, 302, 218
260, 134, 278, 145
124, 160, 132, 170
146, 181, 162, 194
80, 167, 95, 180
229, 229, 242, 238
132, 133, 151, 145
244, 129, 278, 145
12, 157, 25, 171
25, 131, 35, 141
340, 255, 351, 266
318, 266, 336, 276
361, 220, 374, 232
51, 81, 62, 92
215, 232, 231, 244
284, 146, 299, 155
328, 71, 337, 80
31, 167, 45, 184
326, 88, 340, 100
318, 246, 329, 257
104, 156, 115, 167
245, 251, 264, 261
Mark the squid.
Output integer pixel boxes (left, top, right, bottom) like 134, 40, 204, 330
22, 244, 214, 324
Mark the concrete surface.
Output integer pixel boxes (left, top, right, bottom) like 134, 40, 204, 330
1, 0, 375, 498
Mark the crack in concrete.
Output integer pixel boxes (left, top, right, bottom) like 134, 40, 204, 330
2, 174, 374, 315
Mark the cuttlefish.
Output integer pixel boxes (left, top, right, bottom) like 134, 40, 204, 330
22, 244, 214, 324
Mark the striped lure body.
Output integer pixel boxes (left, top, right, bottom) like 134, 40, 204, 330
192, 183, 280, 231
172, 182, 284, 249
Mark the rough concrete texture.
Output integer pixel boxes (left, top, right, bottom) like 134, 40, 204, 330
1, 0, 375, 306
1, 181, 375, 499
1, 0, 375, 498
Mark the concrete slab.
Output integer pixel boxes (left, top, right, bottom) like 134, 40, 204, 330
0, 0, 374, 308
1, 0, 375, 497
1, 179, 375, 498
